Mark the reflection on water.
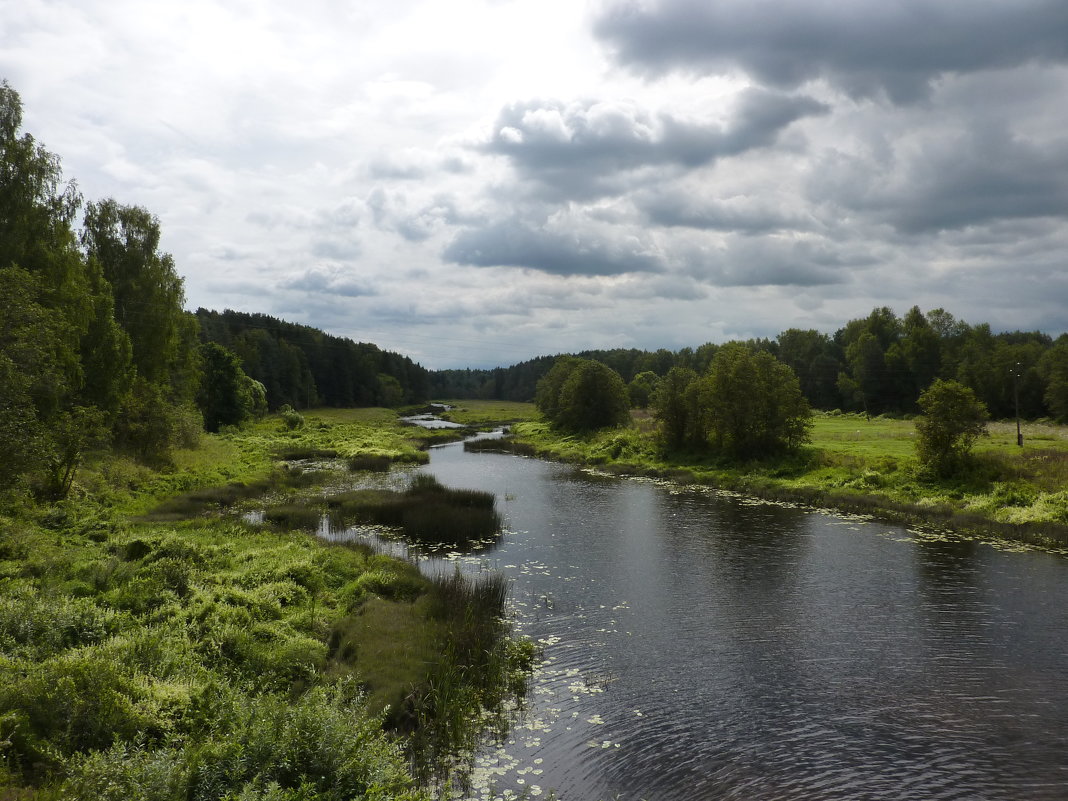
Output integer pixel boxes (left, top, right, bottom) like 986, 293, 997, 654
332, 441, 1068, 800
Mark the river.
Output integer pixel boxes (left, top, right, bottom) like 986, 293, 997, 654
337, 438, 1068, 800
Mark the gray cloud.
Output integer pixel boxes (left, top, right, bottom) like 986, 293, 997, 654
482, 90, 827, 199
682, 235, 863, 288
594, 0, 1068, 102
367, 186, 464, 242
642, 191, 811, 234
807, 121, 1068, 234
443, 217, 663, 276
281, 267, 377, 298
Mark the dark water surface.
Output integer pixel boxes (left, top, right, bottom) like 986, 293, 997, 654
355, 441, 1068, 800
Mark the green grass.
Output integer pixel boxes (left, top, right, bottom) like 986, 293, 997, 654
433, 400, 540, 428
0, 407, 535, 798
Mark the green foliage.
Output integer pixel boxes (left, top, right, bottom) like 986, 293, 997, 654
40, 405, 109, 499
1039, 341, 1068, 422
197, 343, 259, 433
915, 379, 989, 477
698, 344, 812, 459
535, 357, 630, 432
279, 405, 306, 431
196, 309, 430, 411
60, 680, 423, 801
81, 199, 190, 389
626, 371, 660, 408
651, 367, 699, 449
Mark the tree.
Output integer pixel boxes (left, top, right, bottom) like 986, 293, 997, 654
196, 343, 257, 432
651, 367, 698, 449
534, 356, 582, 423
699, 344, 812, 459
776, 328, 843, 410
1038, 340, 1068, 422
0, 82, 126, 495
535, 357, 630, 432
81, 199, 194, 388
627, 371, 660, 408
915, 379, 988, 477
42, 406, 108, 499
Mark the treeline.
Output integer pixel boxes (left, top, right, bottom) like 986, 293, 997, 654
196, 309, 429, 411
432, 307, 1068, 422
0, 81, 427, 501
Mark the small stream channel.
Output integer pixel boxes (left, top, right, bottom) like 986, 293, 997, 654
323, 426, 1068, 801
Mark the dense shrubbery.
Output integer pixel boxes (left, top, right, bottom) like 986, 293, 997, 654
652, 344, 812, 459
535, 357, 630, 432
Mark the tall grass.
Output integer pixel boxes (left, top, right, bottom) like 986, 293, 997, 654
326, 475, 502, 549
405, 570, 535, 786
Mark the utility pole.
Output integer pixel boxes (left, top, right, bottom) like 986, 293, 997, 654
1013, 362, 1023, 447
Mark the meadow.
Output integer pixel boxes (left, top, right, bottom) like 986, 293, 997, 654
460, 401, 1068, 547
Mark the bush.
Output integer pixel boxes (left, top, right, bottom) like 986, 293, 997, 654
916, 379, 989, 477
278, 405, 305, 431
535, 357, 630, 432
61, 680, 423, 801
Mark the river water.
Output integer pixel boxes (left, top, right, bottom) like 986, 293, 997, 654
341, 439, 1068, 800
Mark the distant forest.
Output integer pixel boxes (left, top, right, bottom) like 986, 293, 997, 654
196, 309, 429, 410
431, 306, 1068, 422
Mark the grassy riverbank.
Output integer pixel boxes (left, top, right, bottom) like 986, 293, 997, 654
0, 409, 534, 799
446, 399, 1068, 548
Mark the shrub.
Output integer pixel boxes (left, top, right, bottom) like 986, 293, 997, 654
916, 379, 989, 477
278, 405, 305, 431
535, 357, 630, 432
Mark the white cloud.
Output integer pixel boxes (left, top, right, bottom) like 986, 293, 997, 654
2, 0, 1067, 369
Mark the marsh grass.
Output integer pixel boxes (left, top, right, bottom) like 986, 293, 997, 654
274, 446, 340, 460
1, 407, 537, 798
325, 475, 502, 549
348, 454, 394, 472
140, 467, 332, 522
262, 502, 324, 531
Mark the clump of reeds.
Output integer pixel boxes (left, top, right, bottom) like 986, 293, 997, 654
347, 454, 393, 472
262, 503, 323, 531
325, 475, 501, 548
405, 568, 537, 785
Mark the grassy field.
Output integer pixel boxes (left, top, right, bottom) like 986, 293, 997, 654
493, 405, 1068, 547
0, 407, 534, 799
434, 400, 540, 428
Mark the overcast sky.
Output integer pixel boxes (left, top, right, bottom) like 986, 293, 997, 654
4, 0, 1068, 368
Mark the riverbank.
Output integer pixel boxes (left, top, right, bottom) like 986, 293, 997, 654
440, 400, 1068, 549
0, 409, 533, 799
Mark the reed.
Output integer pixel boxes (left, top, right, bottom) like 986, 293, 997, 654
347, 454, 393, 472
262, 503, 323, 531
326, 476, 502, 549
